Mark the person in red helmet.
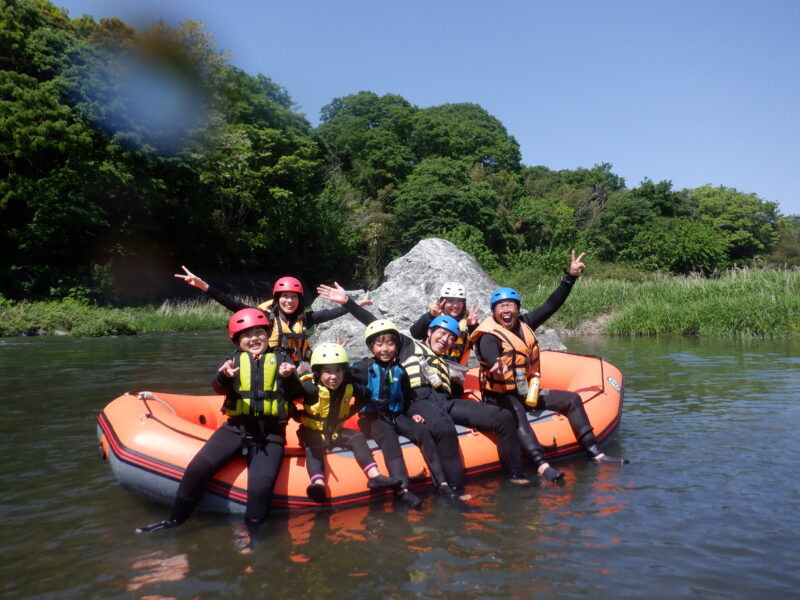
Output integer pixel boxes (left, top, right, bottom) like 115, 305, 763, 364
137, 308, 300, 535
174, 267, 368, 365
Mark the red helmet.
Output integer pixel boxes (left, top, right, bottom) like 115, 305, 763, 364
228, 308, 270, 340
273, 276, 303, 297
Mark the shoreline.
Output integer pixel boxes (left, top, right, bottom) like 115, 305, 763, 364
2, 268, 798, 339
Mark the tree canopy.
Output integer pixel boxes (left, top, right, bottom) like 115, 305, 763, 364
0, 0, 793, 303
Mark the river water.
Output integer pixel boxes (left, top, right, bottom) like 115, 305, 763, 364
1, 332, 798, 599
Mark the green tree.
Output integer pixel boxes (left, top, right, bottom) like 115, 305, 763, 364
392, 158, 511, 256
410, 103, 521, 171
578, 189, 658, 261
316, 91, 416, 198
191, 123, 323, 273
1, 1, 328, 301
522, 163, 625, 228
0, 16, 108, 298
691, 185, 780, 261
510, 196, 577, 252
766, 215, 800, 267
630, 179, 691, 218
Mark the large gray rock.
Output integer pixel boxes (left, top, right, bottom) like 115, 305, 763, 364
309, 238, 566, 360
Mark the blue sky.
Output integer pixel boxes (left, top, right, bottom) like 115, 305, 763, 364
56, 0, 800, 215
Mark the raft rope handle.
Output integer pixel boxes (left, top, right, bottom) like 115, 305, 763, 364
130, 391, 210, 443
135, 391, 177, 416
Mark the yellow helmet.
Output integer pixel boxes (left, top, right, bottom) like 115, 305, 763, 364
309, 343, 349, 368
364, 319, 400, 346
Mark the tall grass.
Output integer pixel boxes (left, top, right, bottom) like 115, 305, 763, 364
0, 298, 139, 337
2, 270, 797, 338
128, 299, 232, 332
0, 297, 236, 337
515, 268, 800, 338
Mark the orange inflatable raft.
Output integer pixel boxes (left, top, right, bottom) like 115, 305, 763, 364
97, 351, 624, 513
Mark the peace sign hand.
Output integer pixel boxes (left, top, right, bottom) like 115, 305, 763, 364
174, 265, 209, 292
568, 250, 586, 277
467, 304, 480, 326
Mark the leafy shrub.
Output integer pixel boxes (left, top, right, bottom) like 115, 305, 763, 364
437, 226, 501, 271
619, 218, 729, 274
0, 298, 139, 336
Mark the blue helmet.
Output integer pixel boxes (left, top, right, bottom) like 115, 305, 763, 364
490, 287, 521, 309
428, 315, 460, 337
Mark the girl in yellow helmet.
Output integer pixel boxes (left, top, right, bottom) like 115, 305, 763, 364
298, 342, 401, 503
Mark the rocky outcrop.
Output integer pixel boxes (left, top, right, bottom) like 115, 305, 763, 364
309, 238, 566, 360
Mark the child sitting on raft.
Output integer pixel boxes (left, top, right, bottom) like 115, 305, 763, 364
137, 308, 298, 534
317, 282, 528, 500
298, 342, 401, 503
350, 319, 454, 509
409, 282, 479, 366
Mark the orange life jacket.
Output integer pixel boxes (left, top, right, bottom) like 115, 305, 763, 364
258, 299, 310, 363
468, 316, 540, 394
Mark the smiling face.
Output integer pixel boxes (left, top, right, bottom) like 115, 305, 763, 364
277, 292, 300, 315
493, 300, 520, 330
319, 364, 345, 390
440, 297, 466, 319
427, 327, 457, 355
369, 334, 398, 363
236, 326, 269, 355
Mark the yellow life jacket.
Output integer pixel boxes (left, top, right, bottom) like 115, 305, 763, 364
469, 316, 540, 395
224, 351, 287, 419
427, 305, 471, 365
258, 299, 310, 363
301, 383, 354, 442
401, 341, 452, 395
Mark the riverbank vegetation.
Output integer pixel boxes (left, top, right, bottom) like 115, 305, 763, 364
2, 268, 798, 338
2, 1, 799, 340
512, 268, 800, 337
3, 0, 800, 308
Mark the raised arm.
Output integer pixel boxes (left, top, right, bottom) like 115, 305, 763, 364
174, 265, 250, 313
316, 282, 379, 327
521, 250, 585, 330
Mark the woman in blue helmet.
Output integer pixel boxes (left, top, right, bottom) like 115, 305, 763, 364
469, 250, 627, 483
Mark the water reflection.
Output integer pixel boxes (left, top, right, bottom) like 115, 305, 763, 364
126, 552, 190, 592
2, 332, 799, 598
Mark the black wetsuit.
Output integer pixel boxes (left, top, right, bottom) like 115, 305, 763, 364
342, 300, 525, 492
475, 273, 599, 466
350, 357, 448, 489
169, 357, 301, 525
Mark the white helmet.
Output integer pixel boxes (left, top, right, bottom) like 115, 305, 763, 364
439, 282, 467, 300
